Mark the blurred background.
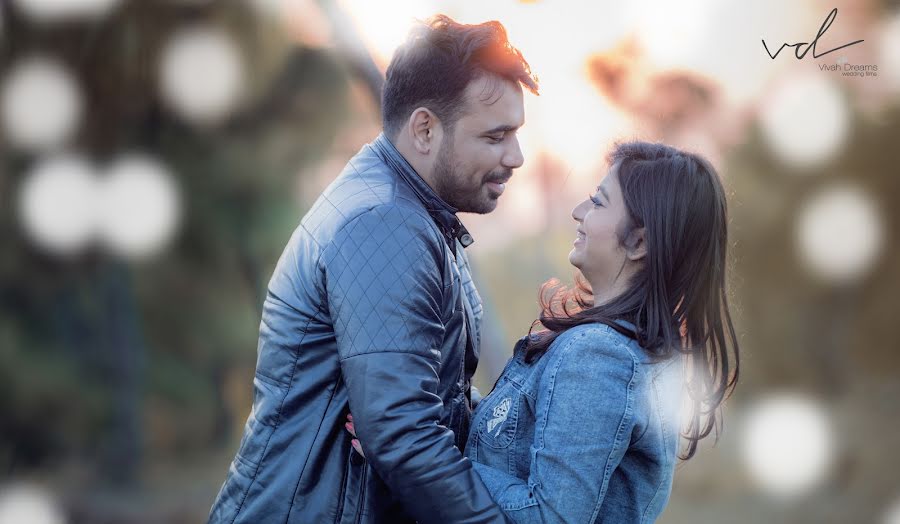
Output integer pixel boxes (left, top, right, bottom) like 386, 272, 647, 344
0, 0, 898, 522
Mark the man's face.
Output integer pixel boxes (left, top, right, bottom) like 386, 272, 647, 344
432, 75, 525, 214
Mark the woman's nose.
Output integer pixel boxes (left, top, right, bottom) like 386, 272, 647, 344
572, 199, 588, 222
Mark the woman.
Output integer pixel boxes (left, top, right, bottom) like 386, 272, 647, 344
349, 140, 739, 523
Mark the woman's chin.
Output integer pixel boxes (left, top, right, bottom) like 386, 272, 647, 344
568, 249, 582, 269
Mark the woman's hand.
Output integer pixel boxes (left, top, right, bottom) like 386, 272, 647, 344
344, 414, 366, 458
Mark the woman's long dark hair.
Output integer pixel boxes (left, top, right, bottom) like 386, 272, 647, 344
525, 141, 740, 461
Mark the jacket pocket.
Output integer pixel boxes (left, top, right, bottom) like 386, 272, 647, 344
210, 376, 282, 520
473, 380, 520, 449
338, 447, 368, 524
232, 375, 283, 474
209, 414, 276, 521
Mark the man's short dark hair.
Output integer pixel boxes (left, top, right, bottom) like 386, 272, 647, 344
382, 15, 539, 139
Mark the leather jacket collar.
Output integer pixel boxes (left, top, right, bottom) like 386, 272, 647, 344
372, 133, 474, 251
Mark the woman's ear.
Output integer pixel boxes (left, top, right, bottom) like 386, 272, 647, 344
625, 227, 647, 261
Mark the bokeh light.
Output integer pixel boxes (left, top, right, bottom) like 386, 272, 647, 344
98, 155, 181, 259
760, 75, 849, 169
0, 484, 66, 524
11, 0, 120, 22
740, 393, 834, 498
879, 12, 900, 93
884, 497, 900, 524
338, 0, 438, 63
18, 154, 97, 256
628, 0, 714, 69
159, 26, 246, 125
795, 183, 884, 284
1, 56, 83, 152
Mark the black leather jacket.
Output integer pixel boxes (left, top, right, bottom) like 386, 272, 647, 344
208, 134, 511, 523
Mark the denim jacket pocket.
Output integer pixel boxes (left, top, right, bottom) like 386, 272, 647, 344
473, 380, 521, 449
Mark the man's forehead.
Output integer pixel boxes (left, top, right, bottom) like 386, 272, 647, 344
459, 76, 525, 129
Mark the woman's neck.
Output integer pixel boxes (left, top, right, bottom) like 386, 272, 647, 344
591, 276, 631, 308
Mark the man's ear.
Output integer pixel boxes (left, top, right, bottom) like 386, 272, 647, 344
625, 227, 647, 262
406, 107, 441, 155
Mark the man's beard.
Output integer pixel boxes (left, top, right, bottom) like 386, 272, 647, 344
433, 139, 511, 214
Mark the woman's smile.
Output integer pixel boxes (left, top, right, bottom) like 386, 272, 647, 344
574, 228, 586, 246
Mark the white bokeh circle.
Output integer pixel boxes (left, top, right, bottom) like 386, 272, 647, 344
879, 12, 900, 92
760, 76, 849, 169
0, 483, 66, 524
629, 0, 715, 68
159, 27, 246, 125
2, 56, 83, 151
98, 155, 181, 259
12, 0, 120, 22
740, 393, 834, 497
18, 155, 98, 255
796, 184, 884, 283
884, 497, 900, 524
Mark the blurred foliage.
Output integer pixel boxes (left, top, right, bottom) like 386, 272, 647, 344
0, 0, 354, 487
725, 103, 900, 392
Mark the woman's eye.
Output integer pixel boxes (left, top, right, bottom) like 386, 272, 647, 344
488, 135, 504, 143
589, 194, 603, 206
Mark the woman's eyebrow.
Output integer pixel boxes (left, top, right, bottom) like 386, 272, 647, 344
598, 185, 610, 202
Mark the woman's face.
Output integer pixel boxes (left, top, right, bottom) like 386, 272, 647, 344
569, 163, 642, 293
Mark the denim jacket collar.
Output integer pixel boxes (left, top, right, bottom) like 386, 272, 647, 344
372, 133, 474, 250
613, 318, 637, 333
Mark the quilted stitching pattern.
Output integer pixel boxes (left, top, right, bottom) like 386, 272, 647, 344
322, 203, 446, 360
208, 134, 499, 524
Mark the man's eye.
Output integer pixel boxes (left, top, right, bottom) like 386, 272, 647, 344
487, 135, 504, 143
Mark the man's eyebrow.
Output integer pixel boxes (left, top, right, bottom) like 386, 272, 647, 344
483, 124, 519, 135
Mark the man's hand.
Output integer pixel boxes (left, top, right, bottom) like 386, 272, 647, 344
345, 414, 365, 458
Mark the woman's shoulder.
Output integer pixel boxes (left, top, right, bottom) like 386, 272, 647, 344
554, 321, 683, 367
545, 322, 642, 371
527, 323, 648, 410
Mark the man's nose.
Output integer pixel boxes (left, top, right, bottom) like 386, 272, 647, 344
501, 135, 524, 169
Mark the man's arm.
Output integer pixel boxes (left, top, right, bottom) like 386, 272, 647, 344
323, 204, 510, 524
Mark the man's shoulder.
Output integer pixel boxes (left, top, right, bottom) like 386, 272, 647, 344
301, 145, 436, 245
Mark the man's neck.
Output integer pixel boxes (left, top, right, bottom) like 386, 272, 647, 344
390, 134, 438, 196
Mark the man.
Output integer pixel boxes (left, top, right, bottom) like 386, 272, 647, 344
209, 14, 538, 524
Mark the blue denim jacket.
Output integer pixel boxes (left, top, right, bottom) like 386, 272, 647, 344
465, 322, 683, 523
